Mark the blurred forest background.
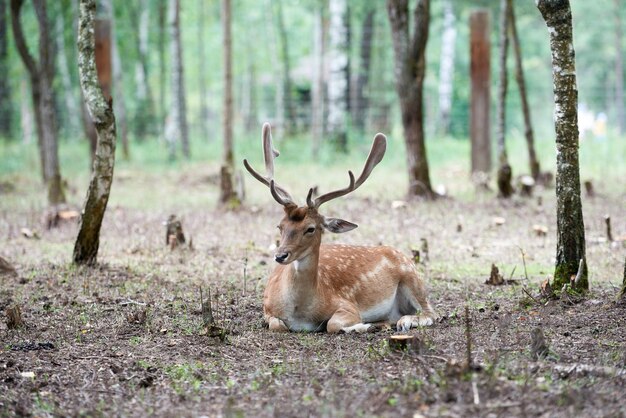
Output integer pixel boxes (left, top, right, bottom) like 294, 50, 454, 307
0, 0, 625, 200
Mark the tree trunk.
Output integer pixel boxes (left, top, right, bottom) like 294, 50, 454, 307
496, 0, 513, 198
327, 0, 350, 153
311, 1, 327, 158
615, 0, 625, 134
436, 0, 456, 136
74, 0, 117, 265
241, 42, 258, 133
55, 8, 81, 139
387, 0, 434, 198
219, 0, 238, 205
11, 0, 65, 204
168, 0, 190, 159
197, 0, 210, 140
158, 0, 167, 137
103, 0, 129, 160
352, 7, 375, 132
470, 10, 491, 174
20, 79, 34, 143
0, 0, 12, 139
132, 0, 156, 140
274, 0, 296, 132
509, 0, 540, 180
537, 0, 588, 291
170, 0, 191, 159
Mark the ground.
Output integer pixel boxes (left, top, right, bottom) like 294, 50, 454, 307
0, 164, 625, 418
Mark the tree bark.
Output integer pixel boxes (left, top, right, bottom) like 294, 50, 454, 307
274, 0, 296, 132
311, 1, 327, 158
11, 0, 65, 204
436, 0, 456, 136
621, 256, 626, 299
327, 0, 350, 153
197, 0, 210, 140
158, 0, 167, 137
55, 8, 81, 139
537, 0, 588, 291
470, 10, 491, 174
0, 0, 12, 139
131, 0, 156, 140
74, 0, 117, 265
387, 0, 434, 198
509, 0, 540, 180
496, 0, 513, 198
219, 0, 238, 205
615, 0, 625, 134
352, 7, 375, 132
103, 0, 129, 160
168, 0, 190, 159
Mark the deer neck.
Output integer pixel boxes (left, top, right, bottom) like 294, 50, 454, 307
287, 245, 321, 297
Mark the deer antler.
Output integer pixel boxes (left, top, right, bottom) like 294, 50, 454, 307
243, 123, 295, 206
308, 133, 387, 209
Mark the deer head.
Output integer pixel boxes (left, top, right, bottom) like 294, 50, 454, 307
243, 123, 387, 265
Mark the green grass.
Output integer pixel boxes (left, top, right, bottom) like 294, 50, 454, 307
1, 128, 624, 210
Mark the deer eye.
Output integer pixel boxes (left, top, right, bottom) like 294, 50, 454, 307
305, 227, 316, 235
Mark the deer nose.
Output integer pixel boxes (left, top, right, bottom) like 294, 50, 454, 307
274, 252, 290, 263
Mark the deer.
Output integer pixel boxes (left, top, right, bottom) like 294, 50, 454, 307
243, 123, 437, 333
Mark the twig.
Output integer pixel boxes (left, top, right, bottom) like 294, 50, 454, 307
119, 299, 146, 306
518, 246, 529, 282
464, 305, 472, 369
472, 373, 480, 405
522, 286, 540, 304
508, 266, 517, 281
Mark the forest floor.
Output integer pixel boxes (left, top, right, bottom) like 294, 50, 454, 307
1, 167, 625, 418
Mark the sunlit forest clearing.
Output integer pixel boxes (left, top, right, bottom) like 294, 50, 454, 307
1, 0, 626, 417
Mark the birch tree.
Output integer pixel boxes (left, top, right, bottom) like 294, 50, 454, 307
387, 0, 434, 198
168, 0, 190, 159
352, 5, 375, 132
130, 0, 156, 139
55, 7, 80, 139
11, 0, 65, 205
0, 0, 12, 139
74, 0, 117, 265
436, 0, 456, 136
327, 0, 350, 153
274, 0, 296, 132
495, 0, 513, 198
537, 0, 588, 291
311, 0, 327, 158
509, 0, 540, 180
615, 0, 625, 134
197, 0, 210, 139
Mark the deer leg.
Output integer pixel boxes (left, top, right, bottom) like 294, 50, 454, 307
396, 274, 438, 332
327, 306, 371, 334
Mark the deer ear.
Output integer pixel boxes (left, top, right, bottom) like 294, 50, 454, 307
322, 217, 358, 233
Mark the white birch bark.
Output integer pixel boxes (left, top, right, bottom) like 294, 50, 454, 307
327, 0, 349, 152
437, 0, 456, 136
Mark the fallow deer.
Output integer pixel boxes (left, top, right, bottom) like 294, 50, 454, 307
243, 123, 437, 333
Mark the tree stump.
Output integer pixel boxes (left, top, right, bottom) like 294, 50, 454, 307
388, 335, 422, 352
497, 163, 514, 198
165, 215, 185, 249
6, 305, 24, 329
0, 256, 17, 277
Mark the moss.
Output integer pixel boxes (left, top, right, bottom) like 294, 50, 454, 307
553, 262, 588, 292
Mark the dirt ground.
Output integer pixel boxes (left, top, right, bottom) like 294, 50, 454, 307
1, 172, 625, 417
